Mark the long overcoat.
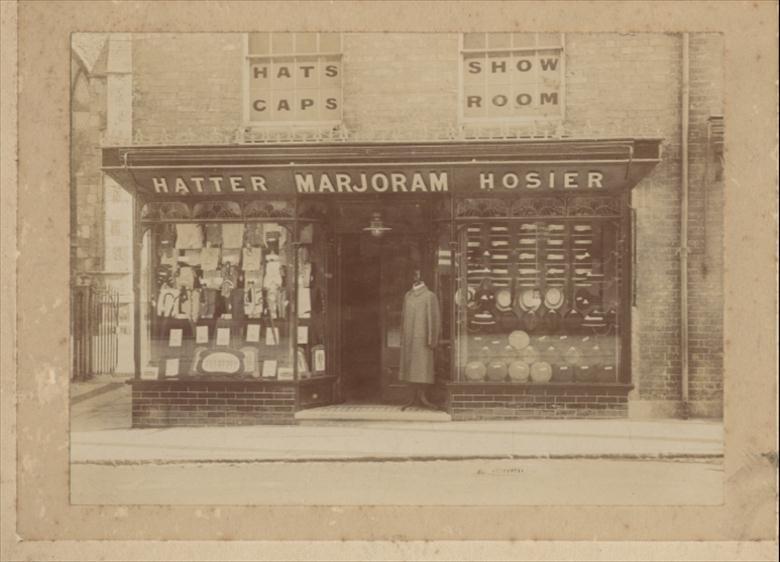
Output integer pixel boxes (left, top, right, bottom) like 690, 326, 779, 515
399, 284, 441, 383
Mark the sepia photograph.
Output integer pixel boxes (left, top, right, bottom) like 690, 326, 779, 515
2, 1, 777, 559
69, 30, 726, 506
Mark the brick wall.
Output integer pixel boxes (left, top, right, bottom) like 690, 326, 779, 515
448, 384, 630, 420
341, 33, 459, 133
131, 380, 297, 427
686, 34, 724, 415
132, 33, 243, 141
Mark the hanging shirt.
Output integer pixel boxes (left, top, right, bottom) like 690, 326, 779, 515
175, 224, 204, 250
242, 247, 263, 272
222, 224, 245, 249
201, 247, 220, 271
204, 224, 222, 246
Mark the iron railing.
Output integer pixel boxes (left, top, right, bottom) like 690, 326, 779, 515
72, 284, 119, 380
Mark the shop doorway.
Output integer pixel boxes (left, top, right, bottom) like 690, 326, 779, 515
337, 230, 433, 404
339, 234, 383, 402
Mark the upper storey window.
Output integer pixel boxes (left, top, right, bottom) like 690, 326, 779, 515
245, 33, 342, 125
461, 33, 564, 122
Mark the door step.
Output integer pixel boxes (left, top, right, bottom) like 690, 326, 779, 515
295, 404, 451, 424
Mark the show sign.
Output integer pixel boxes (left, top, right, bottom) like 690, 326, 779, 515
138, 165, 628, 197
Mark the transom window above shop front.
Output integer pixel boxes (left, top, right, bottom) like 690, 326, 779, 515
244, 32, 342, 125
460, 32, 564, 123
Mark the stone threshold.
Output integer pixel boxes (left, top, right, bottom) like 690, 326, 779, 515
295, 403, 452, 423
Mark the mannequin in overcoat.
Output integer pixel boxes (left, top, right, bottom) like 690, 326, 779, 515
399, 269, 441, 409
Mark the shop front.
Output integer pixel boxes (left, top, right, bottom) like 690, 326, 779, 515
102, 138, 661, 426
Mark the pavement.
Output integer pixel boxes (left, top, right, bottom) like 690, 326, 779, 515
70, 378, 724, 464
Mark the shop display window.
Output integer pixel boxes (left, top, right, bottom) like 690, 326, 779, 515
140, 220, 330, 380
454, 219, 623, 383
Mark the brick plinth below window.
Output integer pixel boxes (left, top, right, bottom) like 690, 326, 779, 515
446, 383, 632, 420
130, 379, 297, 427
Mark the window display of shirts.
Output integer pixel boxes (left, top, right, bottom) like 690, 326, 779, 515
176, 266, 195, 289
263, 254, 283, 289
158, 223, 176, 247
204, 223, 222, 246
221, 248, 241, 266
221, 223, 245, 249
245, 269, 263, 287
200, 288, 217, 318
297, 286, 311, 319
245, 223, 264, 246
159, 247, 177, 267
242, 247, 263, 271
202, 269, 223, 290
189, 288, 201, 322
179, 249, 202, 266
175, 224, 204, 250
298, 262, 312, 289
201, 247, 220, 271
156, 286, 178, 317
244, 285, 264, 318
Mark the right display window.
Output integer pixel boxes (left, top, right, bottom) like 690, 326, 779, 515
454, 218, 623, 384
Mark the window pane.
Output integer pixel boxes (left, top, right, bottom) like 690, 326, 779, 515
486, 52, 512, 84
463, 84, 486, 119
320, 89, 341, 120
318, 33, 341, 52
512, 32, 536, 48
463, 32, 486, 49
272, 90, 297, 120
455, 219, 622, 383
295, 57, 319, 89
537, 32, 561, 47
271, 32, 294, 54
248, 32, 269, 55
487, 32, 511, 49
463, 54, 485, 84
320, 56, 341, 88
295, 32, 317, 53
271, 60, 296, 89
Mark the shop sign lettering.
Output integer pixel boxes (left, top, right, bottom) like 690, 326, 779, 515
294, 172, 448, 193
146, 168, 608, 196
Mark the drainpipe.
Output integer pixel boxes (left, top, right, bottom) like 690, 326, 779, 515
680, 33, 690, 419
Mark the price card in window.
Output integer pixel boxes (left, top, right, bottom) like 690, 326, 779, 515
265, 327, 279, 346
297, 326, 309, 344
216, 327, 230, 346
246, 324, 261, 343
164, 358, 180, 377
196, 325, 209, 344
262, 359, 278, 378
169, 329, 183, 348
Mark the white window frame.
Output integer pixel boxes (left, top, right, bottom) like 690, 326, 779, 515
457, 32, 566, 126
242, 33, 344, 128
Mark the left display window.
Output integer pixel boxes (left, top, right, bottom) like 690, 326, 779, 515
140, 221, 296, 380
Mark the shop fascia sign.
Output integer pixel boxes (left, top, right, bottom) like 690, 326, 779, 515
142, 165, 618, 197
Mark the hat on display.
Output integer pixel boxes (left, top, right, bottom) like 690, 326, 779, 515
464, 361, 487, 381
530, 361, 553, 383
486, 360, 508, 382
495, 288, 513, 312
454, 287, 476, 308
542, 309, 561, 333
519, 289, 543, 312
498, 311, 519, 332
521, 345, 539, 364
544, 287, 565, 310
563, 308, 583, 331
552, 363, 574, 382
563, 346, 583, 365
508, 360, 530, 382
508, 330, 530, 350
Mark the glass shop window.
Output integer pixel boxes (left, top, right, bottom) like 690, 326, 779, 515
454, 219, 622, 384
246, 32, 343, 124
142, 221, 300, 380
294, 221, 329, 378
461, 32, 564, 122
